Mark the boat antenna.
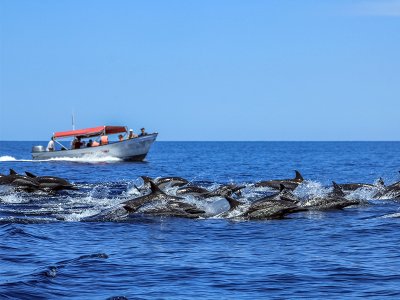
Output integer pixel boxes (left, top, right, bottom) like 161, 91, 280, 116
72, 112, 75, 130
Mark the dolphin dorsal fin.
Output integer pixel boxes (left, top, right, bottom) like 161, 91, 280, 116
25, 171, 37, 178
332, 181, 345, 197
149, 180, 164, 194
9, 169, 17, 176
294, 170, 303, 182
141, 176, 153, 184
225, 196, 243, 210
279, 184, 286, 192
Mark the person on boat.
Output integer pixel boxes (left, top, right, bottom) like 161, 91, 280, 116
128, 129, 138, 139
46, 137, 55, 151
86, 139, 93, 147
100, 135, 108, 145
92, 140, 100, 147
138, 128, 148, 137
72, 137, 82, 149
118, 134, 124, 142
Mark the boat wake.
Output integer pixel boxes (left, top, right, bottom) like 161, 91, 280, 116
0, 156, 18, 162
0, 155, 122, 164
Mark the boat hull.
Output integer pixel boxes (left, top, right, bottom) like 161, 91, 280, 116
31, 133, 158, 161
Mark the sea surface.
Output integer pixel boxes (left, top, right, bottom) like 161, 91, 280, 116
0, 141, 400, 299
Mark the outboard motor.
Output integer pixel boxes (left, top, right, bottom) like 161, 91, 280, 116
32, 145, 45, 153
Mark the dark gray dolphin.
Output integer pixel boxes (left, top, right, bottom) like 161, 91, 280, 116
176, 186, 209, 196
200, 184, 245, 198
337, 178, 385, 192
374, 176, 400, 199
223, 186, 306, 220
82, 181, 170, 222
1, 169, 40, 191
254, 170, 304, 190
122, 181, 187, 213
252, 184, 300, 204
301, 182, 361, 210
10, 178, 40, 191
0, 173, 14, 185
25, 171, 76, 190
223, 194, 305, 220
141, 176, 189, 189
139, 200, 206, 219
85, 181, 206, 221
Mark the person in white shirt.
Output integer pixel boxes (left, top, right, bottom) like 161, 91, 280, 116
46, 137, 55, 151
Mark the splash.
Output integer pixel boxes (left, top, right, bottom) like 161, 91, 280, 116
346, 187, 379, 200
294, 181, 328, 200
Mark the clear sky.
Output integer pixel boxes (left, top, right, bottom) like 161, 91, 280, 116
0, 0, 399, 141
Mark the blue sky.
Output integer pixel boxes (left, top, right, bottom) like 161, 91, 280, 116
0, 0, 399, 141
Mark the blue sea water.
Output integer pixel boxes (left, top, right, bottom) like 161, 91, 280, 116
0, 141, 400, 299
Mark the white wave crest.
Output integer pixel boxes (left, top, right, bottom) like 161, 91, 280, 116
0, 155, 17, 161
378, 212, 400, 219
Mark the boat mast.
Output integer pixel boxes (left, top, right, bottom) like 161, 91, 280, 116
72, 112, 75, 130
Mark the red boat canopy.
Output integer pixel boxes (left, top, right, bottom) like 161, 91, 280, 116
53, 126, 127, 139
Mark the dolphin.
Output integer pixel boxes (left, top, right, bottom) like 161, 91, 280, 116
254, 170, 304, 190
337, 178, 385, 192
25, 171, 77, 190
122, 181, 187, 213
85, 181, 206, 221
200, 184, 245, 198
176, 185, 209, 196
1, 169, 40, 191
82, 181, 171, 222
301, 182, 361, 210
0, 173, 15, 185
223, 194, 305, 220
374, 175, 400, 199
139, 200, 206, 219
141, 176, 189, 189
250, 184, 300, 205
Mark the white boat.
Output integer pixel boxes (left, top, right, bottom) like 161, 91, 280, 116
31, 126, 158, 161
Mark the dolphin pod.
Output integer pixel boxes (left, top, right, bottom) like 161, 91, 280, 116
123, 180, 360, 220
0, 169, 76, 192
3, 169, 400, 221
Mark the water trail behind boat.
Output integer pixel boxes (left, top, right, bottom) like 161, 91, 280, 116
0, 155, 122, 164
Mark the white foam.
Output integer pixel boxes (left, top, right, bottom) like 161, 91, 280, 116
347, 187, 378, 200
0, 154, 122, 163
294, 181, 328, 200
63, 209, 101, 222
124, 186, 142, 197
0, 156, 17, 161
46, 155, 122, 163
0, 194, 30, 204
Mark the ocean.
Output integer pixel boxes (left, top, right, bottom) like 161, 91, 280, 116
0, 141, 400, 299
